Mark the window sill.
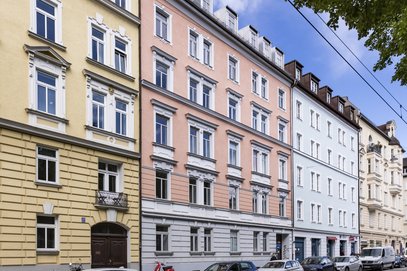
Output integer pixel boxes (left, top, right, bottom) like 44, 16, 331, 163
35, 181, 62, 189
26, 108, 69, 124
230, 252, 241, 256
190, 251, 203, 256
155, 251, 173, 256
187, 152, 217, 163
37, 250, 59, 255
253, 252, 263, 256
86, 57, 135, 81
227, 164, 242, 170
278, 179, 288, 184
203, 252, 216, 256
28, 31, 66, 51
85, 125, 136, 142
251, 171, 271, 179
153, 142, 175, 151
154, 35, 172, 45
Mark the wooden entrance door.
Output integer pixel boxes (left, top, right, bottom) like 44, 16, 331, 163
91, 223, 127, 268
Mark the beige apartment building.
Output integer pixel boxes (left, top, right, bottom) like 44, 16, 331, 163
359, 115, 405, 252
0, 0, 140, 269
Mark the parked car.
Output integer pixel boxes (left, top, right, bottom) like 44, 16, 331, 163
359, 247, 395, 270
259, 260, 304, 271
333, 256, 363, 271
301, 256, 335, 271
204, 261, 257, 271
82, 269, 138, 271
394, 255, 405, 268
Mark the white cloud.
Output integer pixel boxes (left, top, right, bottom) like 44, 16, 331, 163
215, 0, 264, 14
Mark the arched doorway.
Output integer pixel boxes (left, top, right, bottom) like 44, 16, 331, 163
91, 222, 127, 268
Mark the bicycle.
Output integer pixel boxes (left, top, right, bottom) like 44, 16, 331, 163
69, 262, 83, 271
154, 261, 175, 271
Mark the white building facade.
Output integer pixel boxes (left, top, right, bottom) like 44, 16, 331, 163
287, 61, 360, 261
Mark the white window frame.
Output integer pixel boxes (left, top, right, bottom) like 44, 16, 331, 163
188, 121, 215, 159
296, 133, 302, 151
296, 166, 303, 186
36, 146, 59, 185
278, 156, 287, 181
278, 89, 286, 110
153, 52, 174, 91
203, 38, 213, 67
297, 200, 303, 220
252, 145, 269, 175
98, 160, 122, 193
156, 225, 170, 252
188, 72, 215, 110
86, 79, 135, 138
154, 4, 172, 43
36, 215, 59, 252
113, 35, 131, 74
311, 203, 316, 223
190, 227, 199, 252
228, 185, 239, 210
328, 207, 333, 225
153, 105, 173, 146
311, 80, 318, 93
204, 228, 212, 252
251, 105, 270, 134
278, 120, 287, 143
30, 0, 63, 44
228, 136, 241, 167
327, 121, 332, 137
328, 178, 333, 196
296, 100, 302, 120
252, 71, 259, 94
230, 230, 239, 252
112, 0, 130, 10
261, 77, 268, 99
227, 92, 241, 121
228, 54, 240, 83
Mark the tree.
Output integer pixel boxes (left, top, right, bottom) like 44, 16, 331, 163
291, 0, 407, 86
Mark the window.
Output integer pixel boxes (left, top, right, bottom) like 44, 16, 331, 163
98, 161, 120, 192
311, 172, 316, 191
326, 93, 331, 103
327, 121, 332, 137
311, 140, 315, 157
316, 174, 321, 192
189, 31, 198, 58
37, 215, 57, 250
327, 149, 332, 165
350, 136, 355, 151
278, 121, 287, 143
92, 91, 105, 129
227, 12, 236, 31
252, 72, 258, 94
296, 166, 303, 186
203, 181, 211, 206
311, 203, 316, 222
230, 230, 239, 252
155, 61, 169, 89
262, 232, 268, 251
275, 51, 283, 68
190, 228, 199, 252
296, 133, 302, 150
352, 213, 356, 228
156, 225, 169, 251
204, 228, 212, 252
252, 148, 269, 175
338, 155, 342, 169
114, 0, 127, 9
297, 200, 303, 220
155, 114, 169, 145
203, 40, 212, 66
338, 128, 342, 144
228, 94, 240, 121
228, 56, 239, 82
252, 107, 269, 134
328, 208, 333, 224
155, 7, 170, 41
91, 26, 105, 63
338, 182, 342, 199
296, 100, 302, 119
188, 74, 215, 109
295, 68, 301, 80
351, 161, 355, 175
261, 193, 268, 214
279, 158, 287, 181
315, 113, 320, 130
253, 232, 259, 251
316, 143, 320, 159
278, 89, 285, 109
189, 178, 197, 204
203, 132, 211, 158
229, 141, 239, 166
311, 80, 318, 93
328, 178, 332, 196
189, 125, 214, 158
310, 110, 315, 128
114, 38, 127, 73
37, 71, 57, 115
317, 205, 322, 223
34, 0, 57, 42
279, 195, 286, 217
252, 191, 258, 213
229, 186, 238, 210
155, 170, 168, 199
342, 131, 346, 146
250, 30, 257, 47
37, 146, 57, 183
343, 211, 347, 227
261, 78, 268, 99
338, 102, 344, 113
115, 100, 127, 135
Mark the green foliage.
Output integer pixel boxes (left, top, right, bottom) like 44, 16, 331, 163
292, 0, 407, 86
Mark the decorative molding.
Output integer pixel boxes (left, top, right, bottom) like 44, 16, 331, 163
86, 57, 135, 81
85, 125, 136, 143
250, 101, 272, 114
151, 99, 177, 113
151, 46, 177, 63
226, 87, 244, 98
250, 181, 272, 190
43, 202, 54, 215
186, 65, 218, 85
90, 0, 141, 24
185, 113, 218, 130
83, 69, 138, 95
186, 165, 219, 179
150, 155, 178, 166
226, 129, 244, 139
277, 115, 289, 123
187, 152, 217, 164
250, 140, 272, 152
24, 44, 70, 67
26, 108, 69, 124
27, 31, 67, 51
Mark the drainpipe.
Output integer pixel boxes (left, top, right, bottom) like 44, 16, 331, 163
290, 79, 298, 260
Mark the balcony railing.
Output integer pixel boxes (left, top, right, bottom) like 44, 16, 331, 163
367, 144, 382, 156
95, 190, 128, 210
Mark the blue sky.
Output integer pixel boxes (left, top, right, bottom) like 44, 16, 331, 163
214, 0, 407, 153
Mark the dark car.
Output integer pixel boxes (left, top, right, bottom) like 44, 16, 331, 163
204, 261, 257, 271
394, 256, 405, 268
301, 256, 335, 271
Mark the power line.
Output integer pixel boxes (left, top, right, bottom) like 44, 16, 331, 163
286, 0, 407, 126
314, 13, 407, 116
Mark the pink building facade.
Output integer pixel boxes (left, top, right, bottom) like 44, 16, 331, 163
140, 1, 294, 270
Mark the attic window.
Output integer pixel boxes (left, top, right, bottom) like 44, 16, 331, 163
350, 110, 354, 121
338, 102, 344, 113
227, 12, 236, 31
295, 68, 301, 81
326, 93, 331, 103
310, 80, 318, 93
202, 0, 211, 11
250, 30, 257, 47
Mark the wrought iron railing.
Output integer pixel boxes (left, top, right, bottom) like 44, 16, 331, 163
95, 190, 128, 209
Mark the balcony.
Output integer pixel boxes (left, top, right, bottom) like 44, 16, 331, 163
95, 190, 128, 210
366, 198, 382, 210
389, 183, 402, 195
367, 143, 382, 156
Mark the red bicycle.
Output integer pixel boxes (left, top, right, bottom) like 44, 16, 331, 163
154, 261, 174, 271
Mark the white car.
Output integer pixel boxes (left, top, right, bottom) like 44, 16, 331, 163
259, 260, 304, 271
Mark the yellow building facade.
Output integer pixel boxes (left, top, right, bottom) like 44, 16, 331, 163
0, 0, 140, 269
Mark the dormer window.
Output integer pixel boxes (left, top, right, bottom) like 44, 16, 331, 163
338, 102, 344, 113
250, 30, 257, 47
227, 12, 236, 32
350, 110, 354, 121
326, 93, 331, 103
202, 0, 211, 12
310, 80, 318, 93
275, 51, 283, 68
295, 68, 301, 81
